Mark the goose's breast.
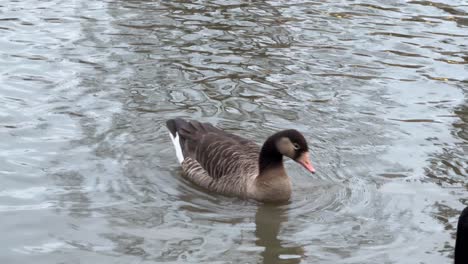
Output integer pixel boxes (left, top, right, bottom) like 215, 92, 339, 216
248, 176, 292, 202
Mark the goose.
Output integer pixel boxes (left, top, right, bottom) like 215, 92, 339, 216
455, 206, 468, 264
166, 118, 315, 202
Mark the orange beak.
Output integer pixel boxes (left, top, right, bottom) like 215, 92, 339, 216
296, 152, 316, 174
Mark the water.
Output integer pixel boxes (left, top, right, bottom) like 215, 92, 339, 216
0, 0, 467, 263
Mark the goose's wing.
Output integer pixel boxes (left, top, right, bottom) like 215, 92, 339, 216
166, 119, 260, 179
181, 157, 213, 189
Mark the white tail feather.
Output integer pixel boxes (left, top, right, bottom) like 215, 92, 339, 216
169, 132, 184, 163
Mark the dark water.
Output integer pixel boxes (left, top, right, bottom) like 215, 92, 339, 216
1, 0, 467, 263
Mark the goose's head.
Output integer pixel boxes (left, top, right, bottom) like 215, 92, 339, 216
275, 129, 316, 174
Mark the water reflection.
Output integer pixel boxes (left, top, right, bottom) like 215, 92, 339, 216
256, 204, 303, 264
422, 100, 467, 188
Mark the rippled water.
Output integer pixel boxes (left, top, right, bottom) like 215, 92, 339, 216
1, 0, 467, 263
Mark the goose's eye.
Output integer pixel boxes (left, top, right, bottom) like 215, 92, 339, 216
293, 143, 300, 150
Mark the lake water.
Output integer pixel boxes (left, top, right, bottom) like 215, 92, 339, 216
0, 0, 467, 263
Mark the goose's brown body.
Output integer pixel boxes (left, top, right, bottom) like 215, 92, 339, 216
166, 118, 313, 202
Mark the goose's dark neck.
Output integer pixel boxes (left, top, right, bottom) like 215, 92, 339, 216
258, 136, 284, 174
455, 207, 468, 264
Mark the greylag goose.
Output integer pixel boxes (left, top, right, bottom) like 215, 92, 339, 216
166, 118, 315, 202
455, 207, 468, 264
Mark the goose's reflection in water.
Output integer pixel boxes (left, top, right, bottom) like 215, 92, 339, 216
255, 204, 304, 264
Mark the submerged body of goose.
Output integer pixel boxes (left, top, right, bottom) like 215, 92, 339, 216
166, 118, 315, 203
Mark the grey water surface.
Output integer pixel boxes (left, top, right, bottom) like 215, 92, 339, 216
0, 0, 467, 263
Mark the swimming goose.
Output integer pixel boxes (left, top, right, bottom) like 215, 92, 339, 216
455, 206, 468, 264
166, 118, 315, 202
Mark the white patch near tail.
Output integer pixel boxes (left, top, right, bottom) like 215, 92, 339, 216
168, 132, 184, 163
